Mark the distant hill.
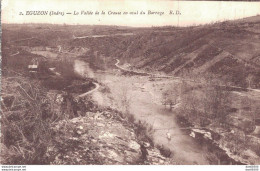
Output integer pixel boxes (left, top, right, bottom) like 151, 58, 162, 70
69, 15, 260, 88
2, 15, 260, 88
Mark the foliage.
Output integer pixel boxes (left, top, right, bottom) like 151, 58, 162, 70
1, 78, 54, 164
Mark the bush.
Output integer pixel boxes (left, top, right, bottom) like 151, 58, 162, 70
134, 120, 154, 148
156, 145, 172, 158
1, 78, 55, 164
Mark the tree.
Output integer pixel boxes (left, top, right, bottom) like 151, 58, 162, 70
113, 76, 132, 115
179, 74, 231, 127
161, 83, 180, 110
246, 74, 254, 89
202, 78, 231, 125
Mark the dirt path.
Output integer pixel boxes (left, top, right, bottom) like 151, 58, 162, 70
73, 59, 100, 97
10, 51, 19, 56
78, 82, 100, 98
73, 33, 134, 39
115, 59, 175, 78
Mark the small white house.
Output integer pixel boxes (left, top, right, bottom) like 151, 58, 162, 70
28, 58, 39, 72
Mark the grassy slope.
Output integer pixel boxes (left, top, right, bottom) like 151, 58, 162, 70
3, 16, 260, 88
71, 16, 260, 88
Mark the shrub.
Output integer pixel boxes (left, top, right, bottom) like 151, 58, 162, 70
156, 145, 172, 158
1, 78, 55, 164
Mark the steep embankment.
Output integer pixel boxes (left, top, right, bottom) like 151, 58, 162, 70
48, 110, 174, 165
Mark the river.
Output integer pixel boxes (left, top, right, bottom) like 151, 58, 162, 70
74, 59, 243, 165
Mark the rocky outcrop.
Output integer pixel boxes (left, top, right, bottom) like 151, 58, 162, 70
47, 110, 174, 164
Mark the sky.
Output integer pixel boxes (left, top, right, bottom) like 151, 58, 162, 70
2, 0, 260, 27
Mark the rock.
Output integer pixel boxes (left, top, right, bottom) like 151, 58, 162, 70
144, 142, 150, 148
48, 111, 174, 165
189, 131, 196, 138
128, 140, 140, 151
76, 130, 82, 135
99, 132, 115, 139
159, 159, 164, 164
78, 126, 84, 130
72, 120, 78, 124
96, 123, 105, 127
91, 139, 97, 143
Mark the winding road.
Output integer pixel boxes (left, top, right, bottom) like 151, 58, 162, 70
10, 51, 19, 56
78, 82, 100, 98
115, 59, 175, 78
73, 33, 134, 39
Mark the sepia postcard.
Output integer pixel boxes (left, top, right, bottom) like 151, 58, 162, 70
1, 0, 260, 170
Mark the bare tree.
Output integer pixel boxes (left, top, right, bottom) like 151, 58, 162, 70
161, 83, 181, 110
204, 79, 231, 125
246, 74, 254, 89
113, 77, 132, 115
120, 84, 131, 115
179, 74, 231, 127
